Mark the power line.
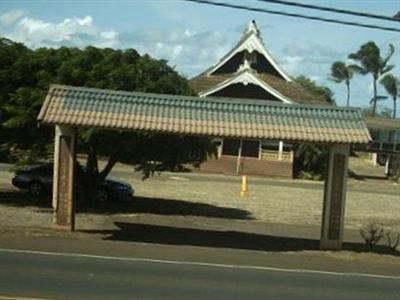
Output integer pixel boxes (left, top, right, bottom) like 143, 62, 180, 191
255, 0, 400, 23
183, 0, 400, 33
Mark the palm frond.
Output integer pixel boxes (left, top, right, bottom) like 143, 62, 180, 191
348, 64, 367, 75
380, 73, 398, 99
370, 95, 388, 104
381, 44, 395, 68
382, 64, 395, 75
328, 76, 343, 83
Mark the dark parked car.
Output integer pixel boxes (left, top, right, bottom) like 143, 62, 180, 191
12, 163, 134, 202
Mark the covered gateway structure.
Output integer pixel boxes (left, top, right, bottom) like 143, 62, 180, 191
38, 84, 371, 250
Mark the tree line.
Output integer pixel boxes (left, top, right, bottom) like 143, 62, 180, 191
0, 37, 216, 203
330, 41, 398, 118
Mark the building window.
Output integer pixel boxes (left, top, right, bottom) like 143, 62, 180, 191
222, 139, 260, 158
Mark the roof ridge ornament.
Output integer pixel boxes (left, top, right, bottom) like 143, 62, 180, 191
237, 58, 252, 73
244, 20, 260, 37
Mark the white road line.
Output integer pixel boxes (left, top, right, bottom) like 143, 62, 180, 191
0, 296, 48, 300
0, 248, 399, 280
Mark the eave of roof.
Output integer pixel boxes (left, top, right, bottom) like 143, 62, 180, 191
190, 72, 329, 105
38, 84, 371, 144
199, 70, 293, 103
364, 116, 400, 130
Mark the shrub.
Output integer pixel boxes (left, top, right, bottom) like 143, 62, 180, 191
294, 143, 329, 180
359, 222, 385, 251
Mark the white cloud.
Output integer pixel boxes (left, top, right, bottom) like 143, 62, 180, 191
279, 55, 303, 74
0, 13, 120, 48
118, 28, 230, 76
309, 75, 321, 82
0, 11, 230, 76
0, 10, 26, 27
101, 30, 118, 40
76, 16, 92, 27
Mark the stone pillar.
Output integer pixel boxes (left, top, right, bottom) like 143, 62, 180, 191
320, 144, 350, 250
52, 125, 76, 231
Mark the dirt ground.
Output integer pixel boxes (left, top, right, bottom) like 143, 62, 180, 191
99, 154, 400, 231
0, 155, 399, 245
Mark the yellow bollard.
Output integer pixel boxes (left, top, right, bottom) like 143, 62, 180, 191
240, 175, 248, 197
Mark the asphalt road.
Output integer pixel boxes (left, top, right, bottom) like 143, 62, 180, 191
0, 248, 399, 300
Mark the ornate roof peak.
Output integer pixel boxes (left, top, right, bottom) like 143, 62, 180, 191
193, 20, 292, 82
243, 20, 260, 37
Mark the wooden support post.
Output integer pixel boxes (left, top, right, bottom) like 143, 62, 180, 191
217, 139, 223, 158
385, 155, 390, 175
320, 144, 350, 250
52, 125, 76, 231
278, 141, 284, 161
236, 139, 243, 174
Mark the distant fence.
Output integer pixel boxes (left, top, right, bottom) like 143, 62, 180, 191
260, 150, 294, 162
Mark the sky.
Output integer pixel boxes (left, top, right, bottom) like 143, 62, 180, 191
0, 0, 399, 111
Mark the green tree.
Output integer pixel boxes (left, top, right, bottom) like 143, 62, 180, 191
380, 74, 399, 119
294, 75, 334, 178
294, 143, 329, 180
348, 42, 395, 116
330, 61, 354, 107
0, 39, 216, 203
295, 75, 335, 105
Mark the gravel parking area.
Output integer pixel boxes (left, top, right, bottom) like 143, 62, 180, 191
0, 156, 399, 234
123, 171, 400, 231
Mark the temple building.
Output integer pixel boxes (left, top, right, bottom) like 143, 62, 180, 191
189, 21, 331, 177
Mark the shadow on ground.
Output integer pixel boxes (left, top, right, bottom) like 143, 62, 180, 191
80, 196, 253, 220
82, 221, 399, 256
348, 169, 388, 181
0, 190, 252, 220
0, 190, 51, 208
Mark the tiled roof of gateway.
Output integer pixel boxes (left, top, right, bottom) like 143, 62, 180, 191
189, 73, 329, 105
38, 85, 371, 144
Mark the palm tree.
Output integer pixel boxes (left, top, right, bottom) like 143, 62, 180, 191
380, 74, 399, 119
348, 42, 395, 117
330, 61, 354, 107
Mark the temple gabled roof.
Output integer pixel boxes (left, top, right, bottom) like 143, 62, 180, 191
190, 21, 330, 105
190, 69, 329, 105
198, 20, 292, 82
